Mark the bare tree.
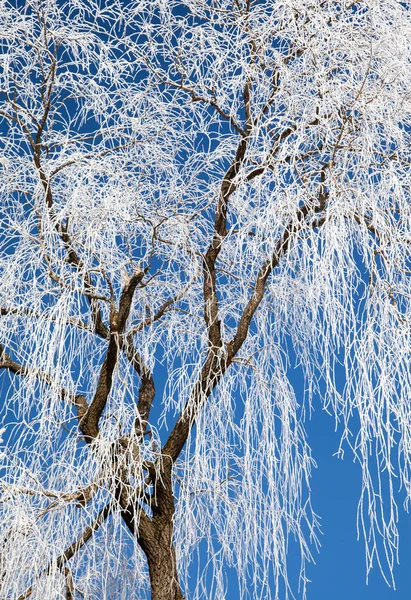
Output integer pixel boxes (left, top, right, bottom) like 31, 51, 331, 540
0, 0, 411, 598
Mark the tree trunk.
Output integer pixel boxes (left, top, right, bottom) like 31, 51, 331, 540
136, 465, 185, 600
139, 517, 185, 600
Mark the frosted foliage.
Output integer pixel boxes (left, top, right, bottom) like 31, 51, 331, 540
0, 0, 410, 599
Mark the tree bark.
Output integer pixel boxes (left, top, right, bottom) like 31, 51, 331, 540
138, 517, 185, 600
134, 465, 185, 600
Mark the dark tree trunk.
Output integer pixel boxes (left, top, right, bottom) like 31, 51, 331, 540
137, 466, 185, 600
139, 517, 185, 600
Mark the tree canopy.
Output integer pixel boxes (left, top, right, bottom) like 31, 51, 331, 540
0, 1, 411, 599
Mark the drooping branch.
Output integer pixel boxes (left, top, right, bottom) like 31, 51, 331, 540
0, 344, 89, 424
15, 502, 113, 600
162, 187, 329, 465
227, 200, 327, 359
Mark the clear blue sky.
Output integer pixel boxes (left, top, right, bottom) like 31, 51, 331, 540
300, 407, 411, 600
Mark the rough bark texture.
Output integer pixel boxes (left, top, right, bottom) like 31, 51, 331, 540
137, 468, 185, 600
139, 520, 184, 600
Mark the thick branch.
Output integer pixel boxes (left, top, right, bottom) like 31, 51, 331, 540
162, 80, 253, 464
81, 269, 144, 440
122, 335, 156, 434
161, 351, 228, 463
203, 135, 249, 351
163, 194, 328, 464
117, 268, 145, 330
228, 198, 328, 359
80, 339, 119, 440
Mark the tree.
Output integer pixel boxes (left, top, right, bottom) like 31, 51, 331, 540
0, 0, 410, 598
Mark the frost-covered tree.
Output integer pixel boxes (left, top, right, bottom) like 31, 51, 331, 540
0, 0, 411, 598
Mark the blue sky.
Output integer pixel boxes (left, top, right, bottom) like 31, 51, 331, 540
300, 406, 411, 600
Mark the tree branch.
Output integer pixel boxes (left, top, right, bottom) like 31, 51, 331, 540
15, 502, 113, 600
203, 133, 249, 353
158, 78, 245, 136
0, 307, 92, 335
162, 188, 329, 464
80, 269, 145, 440
161, 350, 228, 464
161, 76, 255, 464
228, 195, 328, 359
121, 336, 155, 436
0, 344, 89, 423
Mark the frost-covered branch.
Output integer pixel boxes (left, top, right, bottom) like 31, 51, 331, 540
15, 502, 113, 600
1, 1, 411, 599
0, 343, 89, 422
